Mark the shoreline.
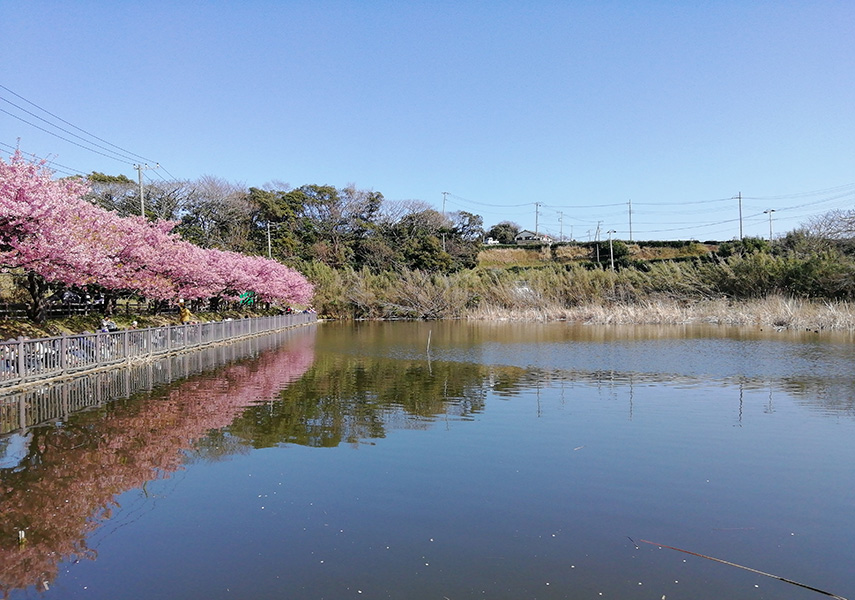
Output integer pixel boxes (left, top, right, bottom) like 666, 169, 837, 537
465, 296, 855, 332
4, 297, 855, 340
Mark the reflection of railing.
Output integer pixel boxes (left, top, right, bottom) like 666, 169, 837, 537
0, 313, 316, 388
0, 325, 317, 436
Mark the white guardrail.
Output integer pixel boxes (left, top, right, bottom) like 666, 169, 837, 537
0, 312, 316, 388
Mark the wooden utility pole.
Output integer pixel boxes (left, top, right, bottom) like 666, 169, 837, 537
736, 192, 743, 239
628, 199, 633, 241
134, 163, 159, 217
608, 230, 616, 270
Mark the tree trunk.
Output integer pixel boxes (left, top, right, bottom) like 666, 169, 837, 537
26, 272, 50, 324
101, 290, 117, 316
149, 299, 168, 315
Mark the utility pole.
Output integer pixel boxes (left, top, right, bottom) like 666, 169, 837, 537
535, 202, 541, 235
595, 221, 602, 263
608, 230, 616, 271
627, 199, 633, 242
267, 222, 272, 258
133, 163, 159, 218
764, 209, 776, 241
442, 191, 448, 214
735, 192, 743, 240
558, 211, 564, 241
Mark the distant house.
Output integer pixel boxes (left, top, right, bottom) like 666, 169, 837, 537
514, 230, 553, 245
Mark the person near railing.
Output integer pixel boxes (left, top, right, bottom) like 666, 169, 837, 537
179, 302, 192, 324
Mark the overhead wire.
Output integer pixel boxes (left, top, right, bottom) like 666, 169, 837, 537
743, 182, 855, 200
0, 140, 88, 177
1, 107, 136, 165
447, 192, 534, 208
0, 84, 174, 180
0, 83, 156, 164
0, 96, 141, 164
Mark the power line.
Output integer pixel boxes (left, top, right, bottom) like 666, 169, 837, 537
546, 201, 626, 209
743, 182, 855, 200
0, 96, 142, 164
0, 83, 156, 163
772, 190, 855, 213
633, 196, 734, 206
0, 141, 88, 177
158, 165, 180, 181
447, 192, 534, 208
1, 108, 136, 165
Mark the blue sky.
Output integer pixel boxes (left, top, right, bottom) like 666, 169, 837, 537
2, 1, 853, 241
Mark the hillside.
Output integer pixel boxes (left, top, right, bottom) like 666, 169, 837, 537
477, 241, 717, 268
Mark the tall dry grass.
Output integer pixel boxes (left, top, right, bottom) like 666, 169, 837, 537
308, 256, 855, 330
466, 296, 855, 330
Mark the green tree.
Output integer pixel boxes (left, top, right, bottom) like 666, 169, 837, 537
486, 221, 520, 244
717, 237, 771, 258
446, 211, 484, 270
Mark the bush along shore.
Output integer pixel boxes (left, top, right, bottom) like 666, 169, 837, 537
303, 244, 855, 331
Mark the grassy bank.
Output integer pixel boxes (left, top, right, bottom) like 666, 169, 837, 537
7, 242, 855, 336
467, 296, 855, 331
306, 251, 855, 331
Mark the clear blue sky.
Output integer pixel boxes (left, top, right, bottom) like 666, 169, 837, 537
2, 1, 853, 241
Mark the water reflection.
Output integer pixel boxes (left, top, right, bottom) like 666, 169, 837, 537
223, 322, 855, 451
0, 327, 316, 596
2, 321, 855, 598
226, 357, 492, 448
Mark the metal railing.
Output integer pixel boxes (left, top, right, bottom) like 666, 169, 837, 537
0, 300, 153, 319
0, 325, 316, 436
0, 312, 316, 388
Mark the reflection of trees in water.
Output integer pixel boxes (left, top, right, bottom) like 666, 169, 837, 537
4, 326, 851, 596
226, 357, 505, 448
511, 368, 855, 419
781, 378, 855, 416
226, 352, 855, 453
0, 335, 315, 597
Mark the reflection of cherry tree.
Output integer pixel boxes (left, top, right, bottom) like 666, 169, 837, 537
0, 336, 315, 597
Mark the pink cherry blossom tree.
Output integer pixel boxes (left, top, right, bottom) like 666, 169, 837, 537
1, 152, 313, 321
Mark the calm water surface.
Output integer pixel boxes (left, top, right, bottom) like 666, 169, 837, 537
2, 321, 854, 600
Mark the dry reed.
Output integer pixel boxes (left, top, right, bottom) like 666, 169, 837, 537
466, 296, 855, 331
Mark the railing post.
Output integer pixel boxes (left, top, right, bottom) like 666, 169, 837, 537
16, 337, 25, 379
60, 334, 68, 372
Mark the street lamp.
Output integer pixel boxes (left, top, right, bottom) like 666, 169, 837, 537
763, 209, 776, 241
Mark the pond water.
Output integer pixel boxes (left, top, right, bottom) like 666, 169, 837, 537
2, 321, 854, 600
